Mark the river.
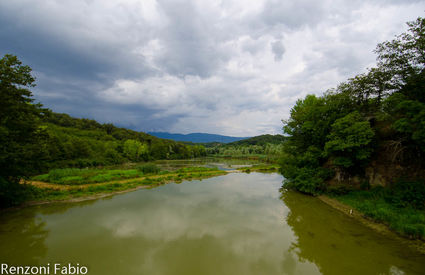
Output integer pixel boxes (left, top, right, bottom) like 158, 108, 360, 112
1, 161, 424, 275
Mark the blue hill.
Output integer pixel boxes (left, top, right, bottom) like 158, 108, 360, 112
148, 132, 250, 143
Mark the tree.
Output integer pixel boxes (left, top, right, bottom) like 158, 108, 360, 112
377, 17, 425, 157
375, 17, 425, 94
0, 54, 46, 178
324, 111, 375, 169
123, 139, 148, 161
0, 54, 46, 206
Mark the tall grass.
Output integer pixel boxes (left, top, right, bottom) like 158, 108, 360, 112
135, 164, 161, 174
335, 183, 425, 239
32, 168, 146, 185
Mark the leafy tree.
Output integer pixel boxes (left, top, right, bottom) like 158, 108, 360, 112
123, 139, 148, 161
324, 112, 375, 168
0, 54, 46, 206
0, 54, 47, 179
376, 18, 425, 158
385, 93, 425, 152
375, 17, 425, 93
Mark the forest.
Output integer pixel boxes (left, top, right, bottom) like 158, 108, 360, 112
279, 17, 425, 238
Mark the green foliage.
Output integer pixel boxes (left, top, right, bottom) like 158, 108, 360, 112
175, 166, 218, 173
38, 117, 207, 170
32, 165, 221, 187
36, 168, 144, 185
237, 164, 279, 172
123, 139, 148, 161
336, 183, 425, 239
0, 54, 47, 181
385, 180, 425, 210
279, 93, 350, 194
325, 184, 354, 196
375, 17, 425, 93
385, 94, 425, 152
0, 54, 50, 207
324, 111, 375, 168
47, 168, 85, 181
282, 167, 331, 195
205, 134, 285, 159
135, 164, 161, 174
0, 178, 28, 207
224, 134, 286, 146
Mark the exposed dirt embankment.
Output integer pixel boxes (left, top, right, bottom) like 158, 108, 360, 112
318, 195, 425, 254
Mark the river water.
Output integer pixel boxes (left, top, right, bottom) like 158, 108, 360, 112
1, 163, 424, 275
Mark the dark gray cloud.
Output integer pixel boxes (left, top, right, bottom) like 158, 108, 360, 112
1, 0, 425, 136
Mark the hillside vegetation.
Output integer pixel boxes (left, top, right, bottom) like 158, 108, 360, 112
41, 112, 206, 168
279, 17, 425, 238
206, 134, 285, 161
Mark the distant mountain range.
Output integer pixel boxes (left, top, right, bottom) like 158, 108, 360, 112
148, 132, 250, 143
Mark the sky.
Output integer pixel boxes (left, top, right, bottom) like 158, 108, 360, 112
1, 0, 424, 136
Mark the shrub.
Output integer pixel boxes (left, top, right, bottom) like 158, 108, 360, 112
326, 184, 353, 195
135, 164, 161, 174
0, 177, 31, 207
385, 180, 425, 210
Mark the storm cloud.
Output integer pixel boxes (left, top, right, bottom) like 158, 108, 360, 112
1, 0, 424, 136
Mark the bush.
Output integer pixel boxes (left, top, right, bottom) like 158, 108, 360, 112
326, 184, 353, 195
136, 164, 161, 174
0, 177, 36, 207
385, 180, 425, 210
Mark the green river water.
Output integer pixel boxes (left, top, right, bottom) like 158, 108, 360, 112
1, 162, 424, 275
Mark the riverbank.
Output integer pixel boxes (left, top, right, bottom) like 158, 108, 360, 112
318, 195, 425, 254
236, 163, 279, 173
13, 167, 228, 208
4, 159, 279, 210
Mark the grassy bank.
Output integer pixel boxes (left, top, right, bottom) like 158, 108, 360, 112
30, 163, 199, 185
237, 163, 280, 173
22, 166, 227, 204
209, 154, 280, 163
331, 185, 425, 239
